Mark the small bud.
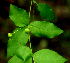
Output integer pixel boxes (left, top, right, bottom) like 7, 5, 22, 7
8, 33, 12, 37
25, 28, 30, 34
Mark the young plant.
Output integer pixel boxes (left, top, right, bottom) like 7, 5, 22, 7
7, 0, 68, 63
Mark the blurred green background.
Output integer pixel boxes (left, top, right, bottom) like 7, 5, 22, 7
0, 0, 70, 63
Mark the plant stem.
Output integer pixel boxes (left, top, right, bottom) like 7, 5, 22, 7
29, 0, 32, 48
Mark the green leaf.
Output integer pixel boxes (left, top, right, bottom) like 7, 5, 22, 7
25, 56, 32, 63
8, 55, 32, 63
15, 46, 33, 61
33, 49, 68, 63
8, 55, 24, 63
29, 21, 64, 38
37, 3, 56, 20
9, 4, 30, 27
7, 26, 29, 58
